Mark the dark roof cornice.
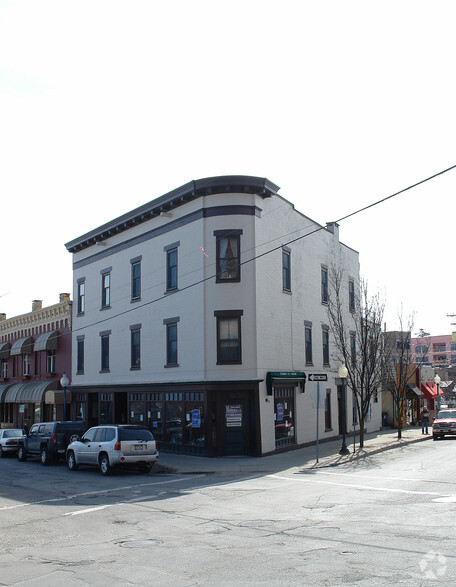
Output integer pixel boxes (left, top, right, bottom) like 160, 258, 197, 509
65, 175, 280, 253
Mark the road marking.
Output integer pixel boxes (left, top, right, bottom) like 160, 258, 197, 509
307, 470, 455, 486
0, 475, 204, 512
63, 505, 111, 516
269, 474, 452, 498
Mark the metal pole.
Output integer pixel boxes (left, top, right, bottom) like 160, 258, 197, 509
316, 382, 320, 463
63, 386, 67, 421
339, 377, 349, 455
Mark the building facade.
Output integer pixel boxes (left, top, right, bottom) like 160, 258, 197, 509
65, 175, 381, 456
0, 295, 72, 429
412, 334, 456, 367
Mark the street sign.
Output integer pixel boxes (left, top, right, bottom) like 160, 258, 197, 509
308, 374, 328, 382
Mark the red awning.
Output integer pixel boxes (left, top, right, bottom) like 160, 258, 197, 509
421, 383, 444, 398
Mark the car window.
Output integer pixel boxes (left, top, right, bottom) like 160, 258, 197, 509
4, 430, 23, 438
38, 425, 46, 433
93, 428, 106, 442
82, 428, 98, 442
437, 411, 456, 419
30, 425, 39, 435
105, 428, 116, 442
118, 427, 154, 441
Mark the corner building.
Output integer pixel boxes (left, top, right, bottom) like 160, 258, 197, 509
65, 176, 368, 457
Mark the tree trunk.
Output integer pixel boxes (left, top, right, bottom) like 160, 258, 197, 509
359, 418, 365, 448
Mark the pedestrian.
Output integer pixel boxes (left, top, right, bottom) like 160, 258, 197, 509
422, 407, 430, 435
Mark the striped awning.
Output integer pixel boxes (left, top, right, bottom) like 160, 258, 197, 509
0, 342, 10, 359
4, 380, 59, 403
10, 337, 33, 356
0, 383, 12, 402
34, 331, 58, 352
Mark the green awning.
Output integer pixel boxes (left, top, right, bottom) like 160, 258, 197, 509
4, 380, 59, 403
34, 331, 58, 352
10, 337, 33, 356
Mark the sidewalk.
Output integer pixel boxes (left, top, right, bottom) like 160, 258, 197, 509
156, 427, 432, 475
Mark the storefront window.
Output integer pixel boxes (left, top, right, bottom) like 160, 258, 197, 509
130, 400, 144, 424
165, 403, 183, 446
185, 403, 205, 447
99, 400, 112, 424
147, 401, 163, 443
274, 387, 295, 447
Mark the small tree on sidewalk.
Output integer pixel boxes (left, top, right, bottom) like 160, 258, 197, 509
326, 267, 385, 449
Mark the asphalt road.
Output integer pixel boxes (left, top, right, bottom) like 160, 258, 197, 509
1, 439, 456, 586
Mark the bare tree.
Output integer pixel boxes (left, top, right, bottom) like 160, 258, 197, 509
327, 267, 385, 448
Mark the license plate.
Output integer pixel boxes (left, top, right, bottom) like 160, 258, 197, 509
134, 445, 144, 450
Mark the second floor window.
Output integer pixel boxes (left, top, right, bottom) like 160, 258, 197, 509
131, 328, 141, 369
77, 338, 84, 374
166, 323, 178, 366
131, 260, 141, 300
215, 310, 243, 364
1, 358, 7, 378
166, 248, 178, 291
305, 324, 313, 364
22, 353, 30, 376
215, 230, 241, 282
46, 350, 56, 373
282, 248, 291, 292
322, 328, 330, 365
348, 279, 355, 312
350, 332, 356, 365
100, 333, 110, 372
101, 272, 111, 308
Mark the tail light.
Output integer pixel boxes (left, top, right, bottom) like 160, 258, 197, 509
114, 441, 121, 451
52, 433, 57, 445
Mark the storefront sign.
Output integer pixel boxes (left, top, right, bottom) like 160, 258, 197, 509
226, 404, 242, 427
276, 402, 284, 421
192, 409, 201, 428
19, 404, 25, 414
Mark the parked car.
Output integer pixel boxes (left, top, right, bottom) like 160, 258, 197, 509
66, 424, 159, 475
17, 421, 87, 465
432, 409, 456, 440
0, 429, 25, 457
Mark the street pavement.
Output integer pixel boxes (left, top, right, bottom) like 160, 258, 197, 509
156, 425, 432, 475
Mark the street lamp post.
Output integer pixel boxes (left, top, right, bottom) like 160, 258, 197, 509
339, 364, 350, 455
434, 374, 441, 413
60, 372, 69, 421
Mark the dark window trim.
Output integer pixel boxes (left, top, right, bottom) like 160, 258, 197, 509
282, 248, 291, 292
215, 310, 243, 365
165, 321, 179, 367
215, 230, 242, 284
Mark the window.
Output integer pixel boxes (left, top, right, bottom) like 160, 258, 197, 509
348, 279, 355, 312
77, 336, 84, 374
101, 270, 111, 308
77, 279, 85, 315
164, 242, 179, 292
451, 343, 456, 352
22, 353, 30, 376
322, 326, 330, 365
215, 310, 243, 364
321, 266, 328, 303
415, 345, 422, 354
325, 389, 332, 430
131, 257, 142, 300
214, 230, 241, 282
130, 325, 141, 369
397, 337, 410, 350
350, 332, 356, 366
46, 350, 56, 373
433, 343, 446, 352
100, 331, 110, 372
305, 322, 313, 364
1, 359, 7, 378
422, 345, 429, 354
165, 321, 178, 366
282, 248, 291, 292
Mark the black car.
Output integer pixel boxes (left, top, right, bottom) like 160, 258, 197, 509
17, 421, 87, 465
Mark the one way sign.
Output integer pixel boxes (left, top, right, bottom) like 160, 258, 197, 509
308, 374, 328, 382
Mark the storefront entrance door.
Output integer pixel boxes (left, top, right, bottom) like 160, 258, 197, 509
223, 402, 245, 455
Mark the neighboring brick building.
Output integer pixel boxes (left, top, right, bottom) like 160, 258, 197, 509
0, 295, 72, 429
412, 333, 456, 367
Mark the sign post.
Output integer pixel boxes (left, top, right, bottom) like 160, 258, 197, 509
309, 374, 328, 463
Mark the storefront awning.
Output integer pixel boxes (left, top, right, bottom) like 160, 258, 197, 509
406, 383, 423, 398
10, 337, 33, 356
4, 380, 59, 404
0, 383, 12, 402
0, 342, 11, 359
266, 371, 306, 395
421, 382, 444, 399
34, 331, 58, 352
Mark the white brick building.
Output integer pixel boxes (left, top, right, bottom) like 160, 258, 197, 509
65, 175, 381, 456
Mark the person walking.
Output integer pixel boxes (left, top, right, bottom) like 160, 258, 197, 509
422, 407, 430, 435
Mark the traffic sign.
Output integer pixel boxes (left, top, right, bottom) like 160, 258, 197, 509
308, 374, 328, 382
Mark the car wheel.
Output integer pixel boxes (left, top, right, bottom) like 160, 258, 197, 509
99, 454, 112, 476
138, 463, 153, 474
17, 445, 27, 461
40, 447, 52, 466
67, 451, 79, 471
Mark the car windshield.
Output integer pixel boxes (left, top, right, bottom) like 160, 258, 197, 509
118, 427, 154, 441
3, 429, 23, 438
437, 411, 456, 419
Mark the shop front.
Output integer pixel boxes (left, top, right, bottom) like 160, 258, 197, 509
70, 381, 261, 457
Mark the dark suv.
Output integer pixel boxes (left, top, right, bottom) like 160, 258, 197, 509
17, 421, 87, 465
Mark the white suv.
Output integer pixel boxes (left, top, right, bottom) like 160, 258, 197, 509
66, 425, 159, 475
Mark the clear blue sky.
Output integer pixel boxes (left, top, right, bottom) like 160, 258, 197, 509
1, 0, 455, 335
